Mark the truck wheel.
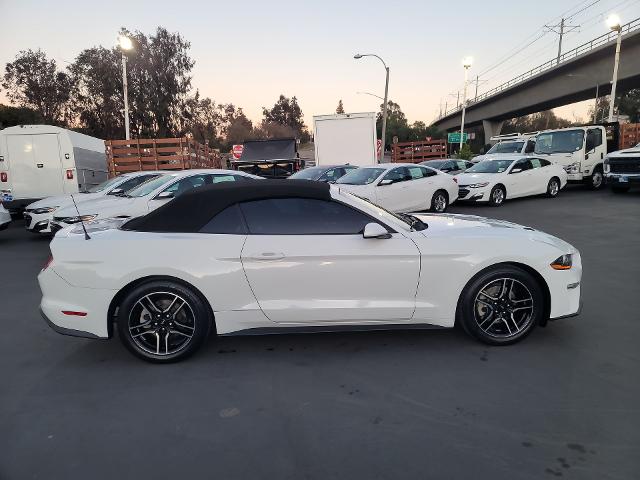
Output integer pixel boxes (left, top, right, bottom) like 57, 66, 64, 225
587, 167, 604, 190
612, 186, 630, 194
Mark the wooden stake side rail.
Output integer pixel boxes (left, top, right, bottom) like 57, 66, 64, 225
105, 138, 222, 177
391, 140, 447, 163
619, 123, 640, 150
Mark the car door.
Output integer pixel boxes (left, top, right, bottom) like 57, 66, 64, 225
239, 197, 421, 323
375, 167, 415, 211
527, 158, 547, 194
506, 159, 534, 197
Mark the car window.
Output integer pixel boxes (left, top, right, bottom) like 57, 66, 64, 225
530, 158, 542, 169
587, 128, 603, 150
162, 174, 210, 197
539, 159, 551, 167
212, 174, 238, 183
420, 166, 437, 177
110, 174, 160, 195
336, 168, 385, 185
318, 168, 341, 182
382, 167, 409, 183
239, 198, 376, 235
465, 161, 474, 169
512, 159, 533, 172
407, 166, 426, 179
200, 204, 247, 234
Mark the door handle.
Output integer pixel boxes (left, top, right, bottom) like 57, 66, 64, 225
247, 252, 285, 260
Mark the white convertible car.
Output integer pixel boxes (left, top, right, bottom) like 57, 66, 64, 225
39, 181, 582, 362
456, 157, 568, 206
336, 163, 458, 213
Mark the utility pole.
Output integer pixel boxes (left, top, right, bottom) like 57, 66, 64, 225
545, 18, 579, 65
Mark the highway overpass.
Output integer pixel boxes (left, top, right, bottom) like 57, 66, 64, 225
432, 18, 640, 143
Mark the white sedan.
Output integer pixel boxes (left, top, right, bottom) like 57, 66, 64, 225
455, 157, 568, 206
0, 203, 11, 231
24, 171, 164, 234
39, 180, 582, 362
335, 163, 458, 213
49, 169, 261, 233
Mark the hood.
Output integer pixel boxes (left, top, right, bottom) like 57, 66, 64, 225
55, 196, 139, 218
26, 192, 101, 210
607, 146, 640, 158
455, 172, 499, 185
411, 213, 574, 252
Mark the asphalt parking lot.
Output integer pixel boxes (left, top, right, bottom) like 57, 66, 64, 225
1, 186, 639, 480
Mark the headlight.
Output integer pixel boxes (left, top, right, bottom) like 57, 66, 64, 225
550, 254, 572, 270
563, 162, 579, 174
468, 182, 489, 188
603, 157, 610, 173
31, 206, 58, 214
63, 214, 97, 224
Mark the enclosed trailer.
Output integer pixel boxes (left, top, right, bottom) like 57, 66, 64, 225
0, 125, 107, 212
230, 138, 302, 178
313, 112, 377, 167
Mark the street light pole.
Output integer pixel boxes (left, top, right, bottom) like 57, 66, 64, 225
118, 35, 134, 140
354, 53, 389, 163
460, 57, 473, 151
607, 15, 623, 123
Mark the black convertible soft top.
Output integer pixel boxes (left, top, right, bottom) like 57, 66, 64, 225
122, 179, 331, 233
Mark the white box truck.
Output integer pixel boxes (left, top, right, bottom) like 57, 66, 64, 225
0, 125, 108, 213
313, 112, 377, 167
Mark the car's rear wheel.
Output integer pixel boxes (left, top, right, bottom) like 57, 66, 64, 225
117, 280, 212, 363
612, 185, 630, 193
488, 185, 505, 207
458, 266, 543, 345
430, 190, 449, 213
546, 177, 560, 197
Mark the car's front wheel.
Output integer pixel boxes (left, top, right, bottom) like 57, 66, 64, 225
117, 280, 212, 362
430, 190, 449, 213
488, 185, 505, 207
458, 266, 544, 345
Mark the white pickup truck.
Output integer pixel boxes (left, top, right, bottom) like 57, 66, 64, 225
472, 132, 537, 163
534, 126, 608, 189
604, 143, 640, 193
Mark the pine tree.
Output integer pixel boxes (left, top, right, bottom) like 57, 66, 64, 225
336, 99, 345, 114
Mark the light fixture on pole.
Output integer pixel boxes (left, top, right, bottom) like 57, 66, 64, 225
118, 35, 133, 140
459, 56, 473, 150
606, 14, 622, 123
354, 53, 389, 163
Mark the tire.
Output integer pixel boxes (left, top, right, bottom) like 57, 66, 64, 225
612, 186, 630, 194
116, 280, 212, 363
457, 265, 544, 346
488, 185, 506, 207
546, 177, 561, 197
587, 167, 604, 190
430, 190, 449, 213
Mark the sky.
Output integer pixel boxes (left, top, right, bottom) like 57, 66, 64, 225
1, 0, 639, 128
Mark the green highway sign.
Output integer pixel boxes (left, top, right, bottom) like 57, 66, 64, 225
447, 132, 468, 143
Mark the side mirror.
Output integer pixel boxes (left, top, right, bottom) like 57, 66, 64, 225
510, 168, 522, 174
363, 223, 391, 239
155, 191, 174, 199
378, 179, 393, 186
108, 188, 124, 196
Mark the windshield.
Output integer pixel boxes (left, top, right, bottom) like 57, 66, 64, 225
535, 129, 584, 154
487, 141, 525, 154
339, 190, 418, 230
423, 160, 446, 169
86, 176, 125, 193
289, 167, 325, 180
466, 159, 515, 174
125, 175, 175, 197
337, 168, 386, 185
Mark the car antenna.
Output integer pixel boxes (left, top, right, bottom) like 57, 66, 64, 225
70, 194, 91, 240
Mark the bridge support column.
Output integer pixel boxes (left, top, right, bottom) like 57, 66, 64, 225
482, 120, 504, 144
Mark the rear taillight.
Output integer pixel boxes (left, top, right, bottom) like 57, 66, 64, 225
42, 254, 53, 271
0, 172, 7, 182
66, 169, 74, 180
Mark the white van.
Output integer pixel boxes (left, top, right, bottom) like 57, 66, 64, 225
0, 125, 107, 213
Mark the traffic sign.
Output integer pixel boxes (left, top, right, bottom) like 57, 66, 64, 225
447, 132, 468, 143
232, 144, 244, 159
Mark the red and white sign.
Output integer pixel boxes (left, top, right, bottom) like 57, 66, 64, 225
232, 144, 244, 160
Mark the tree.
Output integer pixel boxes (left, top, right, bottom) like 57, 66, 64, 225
262, 95, 309, 141
456, 143, 473, 160
502, 110, 572, 134
336, 99, 344, 114
588, 90, 640, 123
0, 103, 44, 129
2, 49, 72, 124
376, 100, 409, 147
